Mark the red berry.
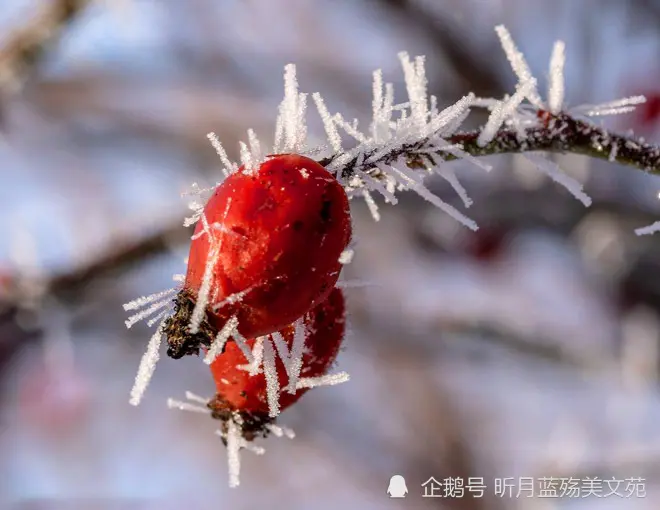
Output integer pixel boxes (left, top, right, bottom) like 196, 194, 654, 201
208, 287, 346, 440
165, 154, 351, 359
0, 270, 13, 299
464, 226, 508, 262
638, 93, 660, 127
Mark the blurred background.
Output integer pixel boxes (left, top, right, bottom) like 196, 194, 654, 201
2, 0, 660, 509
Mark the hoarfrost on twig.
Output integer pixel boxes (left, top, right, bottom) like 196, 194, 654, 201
262, 338, 281, 417
204, 315, 239, 365
237, 336, 265, 375
166, 392, 295, 488
124, 297, 172, 329
362, 189, 380, 221
189, 200, 233, 334
285, 319, 306, 394
296, 372, 350, 390
495, 24, 544, 108
129, 319, 167, 406
275, 64, 308, 154
477, 79, 537, 147
338, 248, 354, 265
207, 132, 237, 177
126, 22, 660, 412
266, 423, 296, 439
336, 279, 378, 289
123, 287, 176, 312
232, 330, 255, 366
635, 221, 660, 236
185, 391, 210, 404
167, 398, 211, 414
547, 41, 566, 114
225, 418, 243, 488
524, 153, 592, 207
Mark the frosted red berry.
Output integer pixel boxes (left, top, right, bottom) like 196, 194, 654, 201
207, 287, 346, 440
165, 154, 352, 359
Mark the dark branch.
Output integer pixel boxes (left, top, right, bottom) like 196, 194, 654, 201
0, 0, 90, 91
0, 221, 189, 310
450, 113, 660, 172
50, 222, 190, 301
320, 112, 660, 179
376, 0, 506, 99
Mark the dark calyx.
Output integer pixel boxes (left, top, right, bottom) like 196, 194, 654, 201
163, 288, 219, 359
208, 394, 275, 442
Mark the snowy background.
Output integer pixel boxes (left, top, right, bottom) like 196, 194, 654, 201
2, 0, 660, 509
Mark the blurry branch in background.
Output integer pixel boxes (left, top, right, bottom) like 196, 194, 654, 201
324, 111, 660, 182
384, 356, 499, 510
29, 75, 274, 157
0, 220, 189, 367
0, 0, 90, 93
376, 0, 506, 99
349, 282, 614, 374
635, 0, 660, 27
48, 222, 189, 301
4, 221, 189, 306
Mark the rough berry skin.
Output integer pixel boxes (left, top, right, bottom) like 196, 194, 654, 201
208, 287, 345, 439
165, 154, 351, 359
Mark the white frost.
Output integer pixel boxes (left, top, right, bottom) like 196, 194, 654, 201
478, 79, 537, 148
338, 248, 354, 265
123, 287, 176, 312
547, 41, 566, 114
275, 64, 308, 153
524, 153, 592, 207
635, 221, 660, 236
189, 200, 232, 334
167, 398, 211, 414
203, 315, 239, 365
124, 297, 172, 329
266, 423, 296, 439
494, 25, 544, 108
296, 371, 350, 389
237, 336, 265, 375
225, 418, 243, 488
262, 338, 281, 418
207, 132, 237, 176
129, 319, 166, 406
285, 319, 306, 394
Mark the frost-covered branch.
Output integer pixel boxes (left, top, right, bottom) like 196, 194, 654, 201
321, 111, 660, 179
306, 25, 657, 232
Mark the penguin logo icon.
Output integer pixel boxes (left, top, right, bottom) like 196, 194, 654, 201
387, 475, 408, 498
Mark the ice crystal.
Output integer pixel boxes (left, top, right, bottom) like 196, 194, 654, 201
167, 391, 294, 488
296, 371, 350, 390
261, 338, 281, 418
203, 315, 239, 365
635, 221, 660, 236
338, 248, 354, 265
129, 319, 166, 406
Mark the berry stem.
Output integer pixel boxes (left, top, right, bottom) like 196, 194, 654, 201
320, 112, 660, 179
